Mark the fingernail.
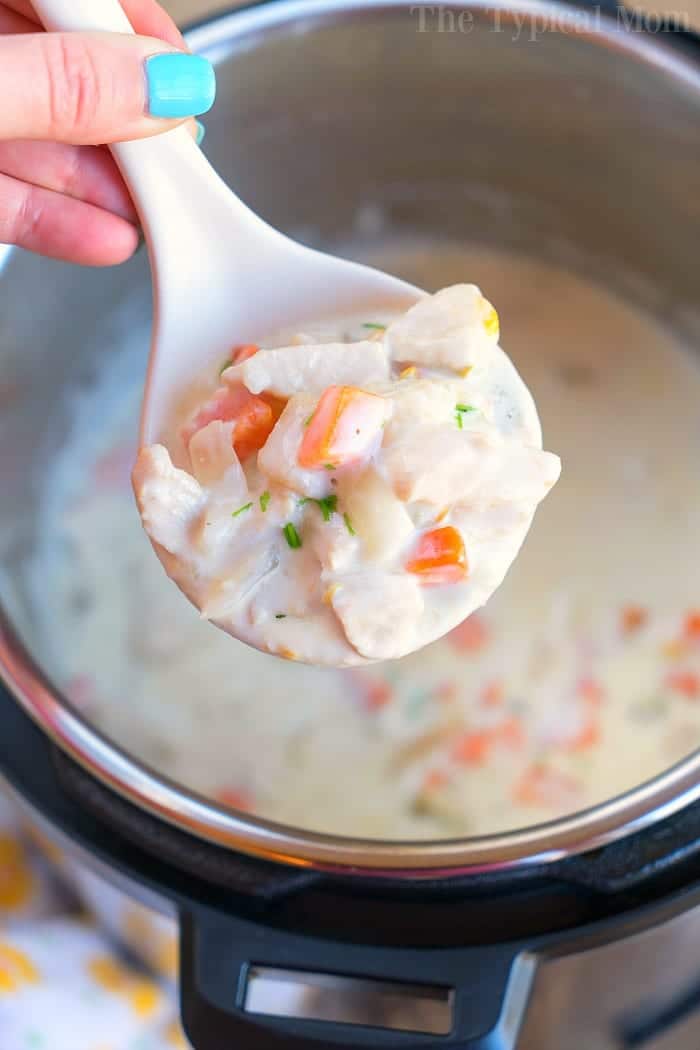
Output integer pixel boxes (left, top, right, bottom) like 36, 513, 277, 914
146, 53, 216, 119
195, 120, 206, 146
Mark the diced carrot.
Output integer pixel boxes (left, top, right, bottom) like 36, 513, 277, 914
452, 717, 523, 766
514, 765, 581, 807
406, 526, 467, 586
684, 611, 700, 642
565, 715, 600, 752
365, 679, 393, 711
298, 385, 387, 470
216, 788, 254, 811
481, 680, 504, 708
261, 393, 287, 423
666, 670, 700, 699
435, 681, 457, 703
231, 396, 275, 462
447, 615, 489, 653
230, 344, 260, 366
181, 383, 275, 462
497, 717, 525, 749
451, 731, 492, 765
621, 605, 648, 635
577, 677, 605, 708
422, 769, 449, 792
348, 670, 394, 712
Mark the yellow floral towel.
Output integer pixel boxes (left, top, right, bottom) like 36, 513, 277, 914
0, 795, 190, 1050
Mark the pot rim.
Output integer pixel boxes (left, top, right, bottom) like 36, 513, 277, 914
2, 0, 700, 878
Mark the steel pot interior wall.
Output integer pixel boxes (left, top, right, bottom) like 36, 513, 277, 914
0, 0, 699, 874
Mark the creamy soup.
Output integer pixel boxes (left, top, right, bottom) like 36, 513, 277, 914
133, 287, 559, 666
32, 245, 700, 839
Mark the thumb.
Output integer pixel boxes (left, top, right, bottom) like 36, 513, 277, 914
0, 32, 215, 144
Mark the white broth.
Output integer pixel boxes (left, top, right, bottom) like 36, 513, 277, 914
33, 244, 700, 839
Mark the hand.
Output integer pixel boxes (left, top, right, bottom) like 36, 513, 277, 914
0, 0, 215, 265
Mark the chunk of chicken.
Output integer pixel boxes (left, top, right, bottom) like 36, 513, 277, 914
331, 573, 424, 660
377, 378, 483, 443
200, 544, 281, 620
383, 423, 561, 508
386, 285, 499, 372
132, 445, 203, 558
224, 340, 389, 398
188, 420, 247, 490
307, 511, 359, 574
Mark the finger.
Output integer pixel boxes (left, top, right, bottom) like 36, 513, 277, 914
0, 0, 41, 21
0, 170, 138, 265
0, 139, 137, 222
0, 32, 215, 143
2, 0, 185, 46
0, 6, 36, 32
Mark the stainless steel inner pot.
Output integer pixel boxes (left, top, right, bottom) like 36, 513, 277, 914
1, 0, 699, 876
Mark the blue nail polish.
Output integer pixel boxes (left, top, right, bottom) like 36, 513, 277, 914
146, 53, 216, 119
195, 120, 206, 146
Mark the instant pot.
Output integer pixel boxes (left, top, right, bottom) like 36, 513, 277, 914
1, 1, 700, 1046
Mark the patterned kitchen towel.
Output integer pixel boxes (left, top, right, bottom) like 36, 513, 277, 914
0, 794, 190, 1050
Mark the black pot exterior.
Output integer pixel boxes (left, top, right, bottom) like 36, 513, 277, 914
1, 0, 700, 1046
5, 679, 700, 1048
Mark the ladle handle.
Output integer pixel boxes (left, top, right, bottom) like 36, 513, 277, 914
30, 0, 134, 33
30, 0, 216, 252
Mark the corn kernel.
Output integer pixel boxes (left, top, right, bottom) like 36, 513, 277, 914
323, 584, 341, 605
662, 639, 688, 660
480, 297, 500, 339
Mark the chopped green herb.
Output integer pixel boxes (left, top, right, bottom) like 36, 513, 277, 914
324, 463, 336, 471
232, 502, 253, 518
283, 522, 302, 549
455, 403, 476, 429
343, 512, 356, 536
297, 494, 338, 522
317, 494, 338, 521
275, 613, 287, 620
407, 689, 430, 719
303, 413, 313, 427
362, 322, 387, 331
219, 357, 231, 376
259, 490, 271, 513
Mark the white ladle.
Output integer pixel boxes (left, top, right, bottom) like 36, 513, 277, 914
34, 0, 421, 448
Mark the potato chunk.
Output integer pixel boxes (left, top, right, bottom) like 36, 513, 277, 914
337, 466, 414, 564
